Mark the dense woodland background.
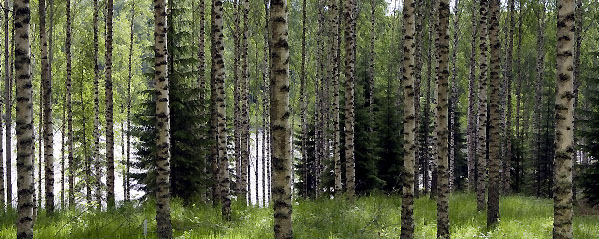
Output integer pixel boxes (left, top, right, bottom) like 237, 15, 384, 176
0, 0, 598, 238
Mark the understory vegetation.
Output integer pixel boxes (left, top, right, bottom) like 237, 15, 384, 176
1, 194, 596, 239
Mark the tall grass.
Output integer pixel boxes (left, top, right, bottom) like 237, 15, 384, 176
0, 194, 596, 238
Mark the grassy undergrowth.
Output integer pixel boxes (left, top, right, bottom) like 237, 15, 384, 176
0, 193, 597, 238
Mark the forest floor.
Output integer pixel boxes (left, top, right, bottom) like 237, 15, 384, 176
0, 193, 597, 238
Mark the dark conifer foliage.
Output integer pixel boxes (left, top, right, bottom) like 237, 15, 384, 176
131, 1, 209, 201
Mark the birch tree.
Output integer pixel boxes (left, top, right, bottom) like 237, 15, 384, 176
436, 0, 450, 236
270, 0, 292, 237
154, 0, 172, 237
39, 0, 55, 213
554, 0, 575, 237
400, 0, 416, 238
15, 0, 34, 236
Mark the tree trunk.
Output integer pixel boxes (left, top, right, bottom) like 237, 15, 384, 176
299, 0, 308, 197
37, 99, 42, 213
331, 0, 342, 195
1, 0, 8, 211
400, 0, 416, 238
211, 0, 231, 221
343, 0, 356, 198
232, 0, 241, 200
262, 83, 267, 206
92, 0, 101, 208
476, 0, 489, 212
449, 0, 461, 192
413, 0, 423, 197
263, 0, 270, 205
79, 73, 91, 204
571, 0, 582, 201
269, 0, 292, 237
197, 0, 205, 91
314, 0, 324, 197
154, 0, 172, 237
240, 0, 250, 204
105, 0, 115, 209
15, 0, 34, 235
554, 0, 575, 237
65, 0, 74, 208
39, 0, 55, 213
368, 0, 375, 126
436, 0, 450, 236
422, 3, 432, 194
534, 1, 546, 197
61, 99, 65, 209
513, 0, 523, 192
503, 0, 514, 194
487, 0, 501, 227
125, 0, 135, 203
467, 1, 478, 193
255, 101, 259, 206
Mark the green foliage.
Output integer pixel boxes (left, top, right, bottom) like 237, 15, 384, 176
130, 0, 209, 202
294, 121, 317, 198
0, 194, 597, 238
577, 56, 599, 206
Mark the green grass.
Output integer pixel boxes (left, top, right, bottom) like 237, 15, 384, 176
0, 194, 597, 238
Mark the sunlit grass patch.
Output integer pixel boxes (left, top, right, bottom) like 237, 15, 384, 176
0, 193, 596, 238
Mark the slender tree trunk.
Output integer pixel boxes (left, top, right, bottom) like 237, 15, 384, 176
299, 0, 308, 197
210, 52, 220, 204
240, 0, 250, 204
120, 117, 125, 202
65, 0, 74, 208
37, 99, 42, 213
534, 1, 546, 197
0, 0, 4, 212
314, 0, 324, 197
400, 0, 416, 238
554, 0, 575, 237
467, 1, 478, 193
487, 0, 501, 227
78, 72, 91, 204
514, 0, 523, 192
125, 1, 135, 203
1, 0, 8, 211
154, 0, 172, 237
430, 0, 440, 199
423, 4, 432, 194
61, 100, 65, 209
211, 0, 231, 221
15, 0, 34, 235
105, 0, 115, 209
263, 0, 270, 205
331, 0, 342, 195
343, 0, 356, 198
197, 0, 205, 91
39, 0, 55, 213
436, 0, 450, 236
92, 0, 101, 208
232, 0, 241, 200
255, 100, 259, 205
571, 0, 582, 202
476, 0, 489, 212
413, 0, 424, 197
503, 0, 514, 194
449, 0, 461, 192
262, 82, 267, 205
270, 0, 292, 236
367, 0, 375, 126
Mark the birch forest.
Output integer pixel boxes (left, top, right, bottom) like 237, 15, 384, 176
1, 0, 599, 238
